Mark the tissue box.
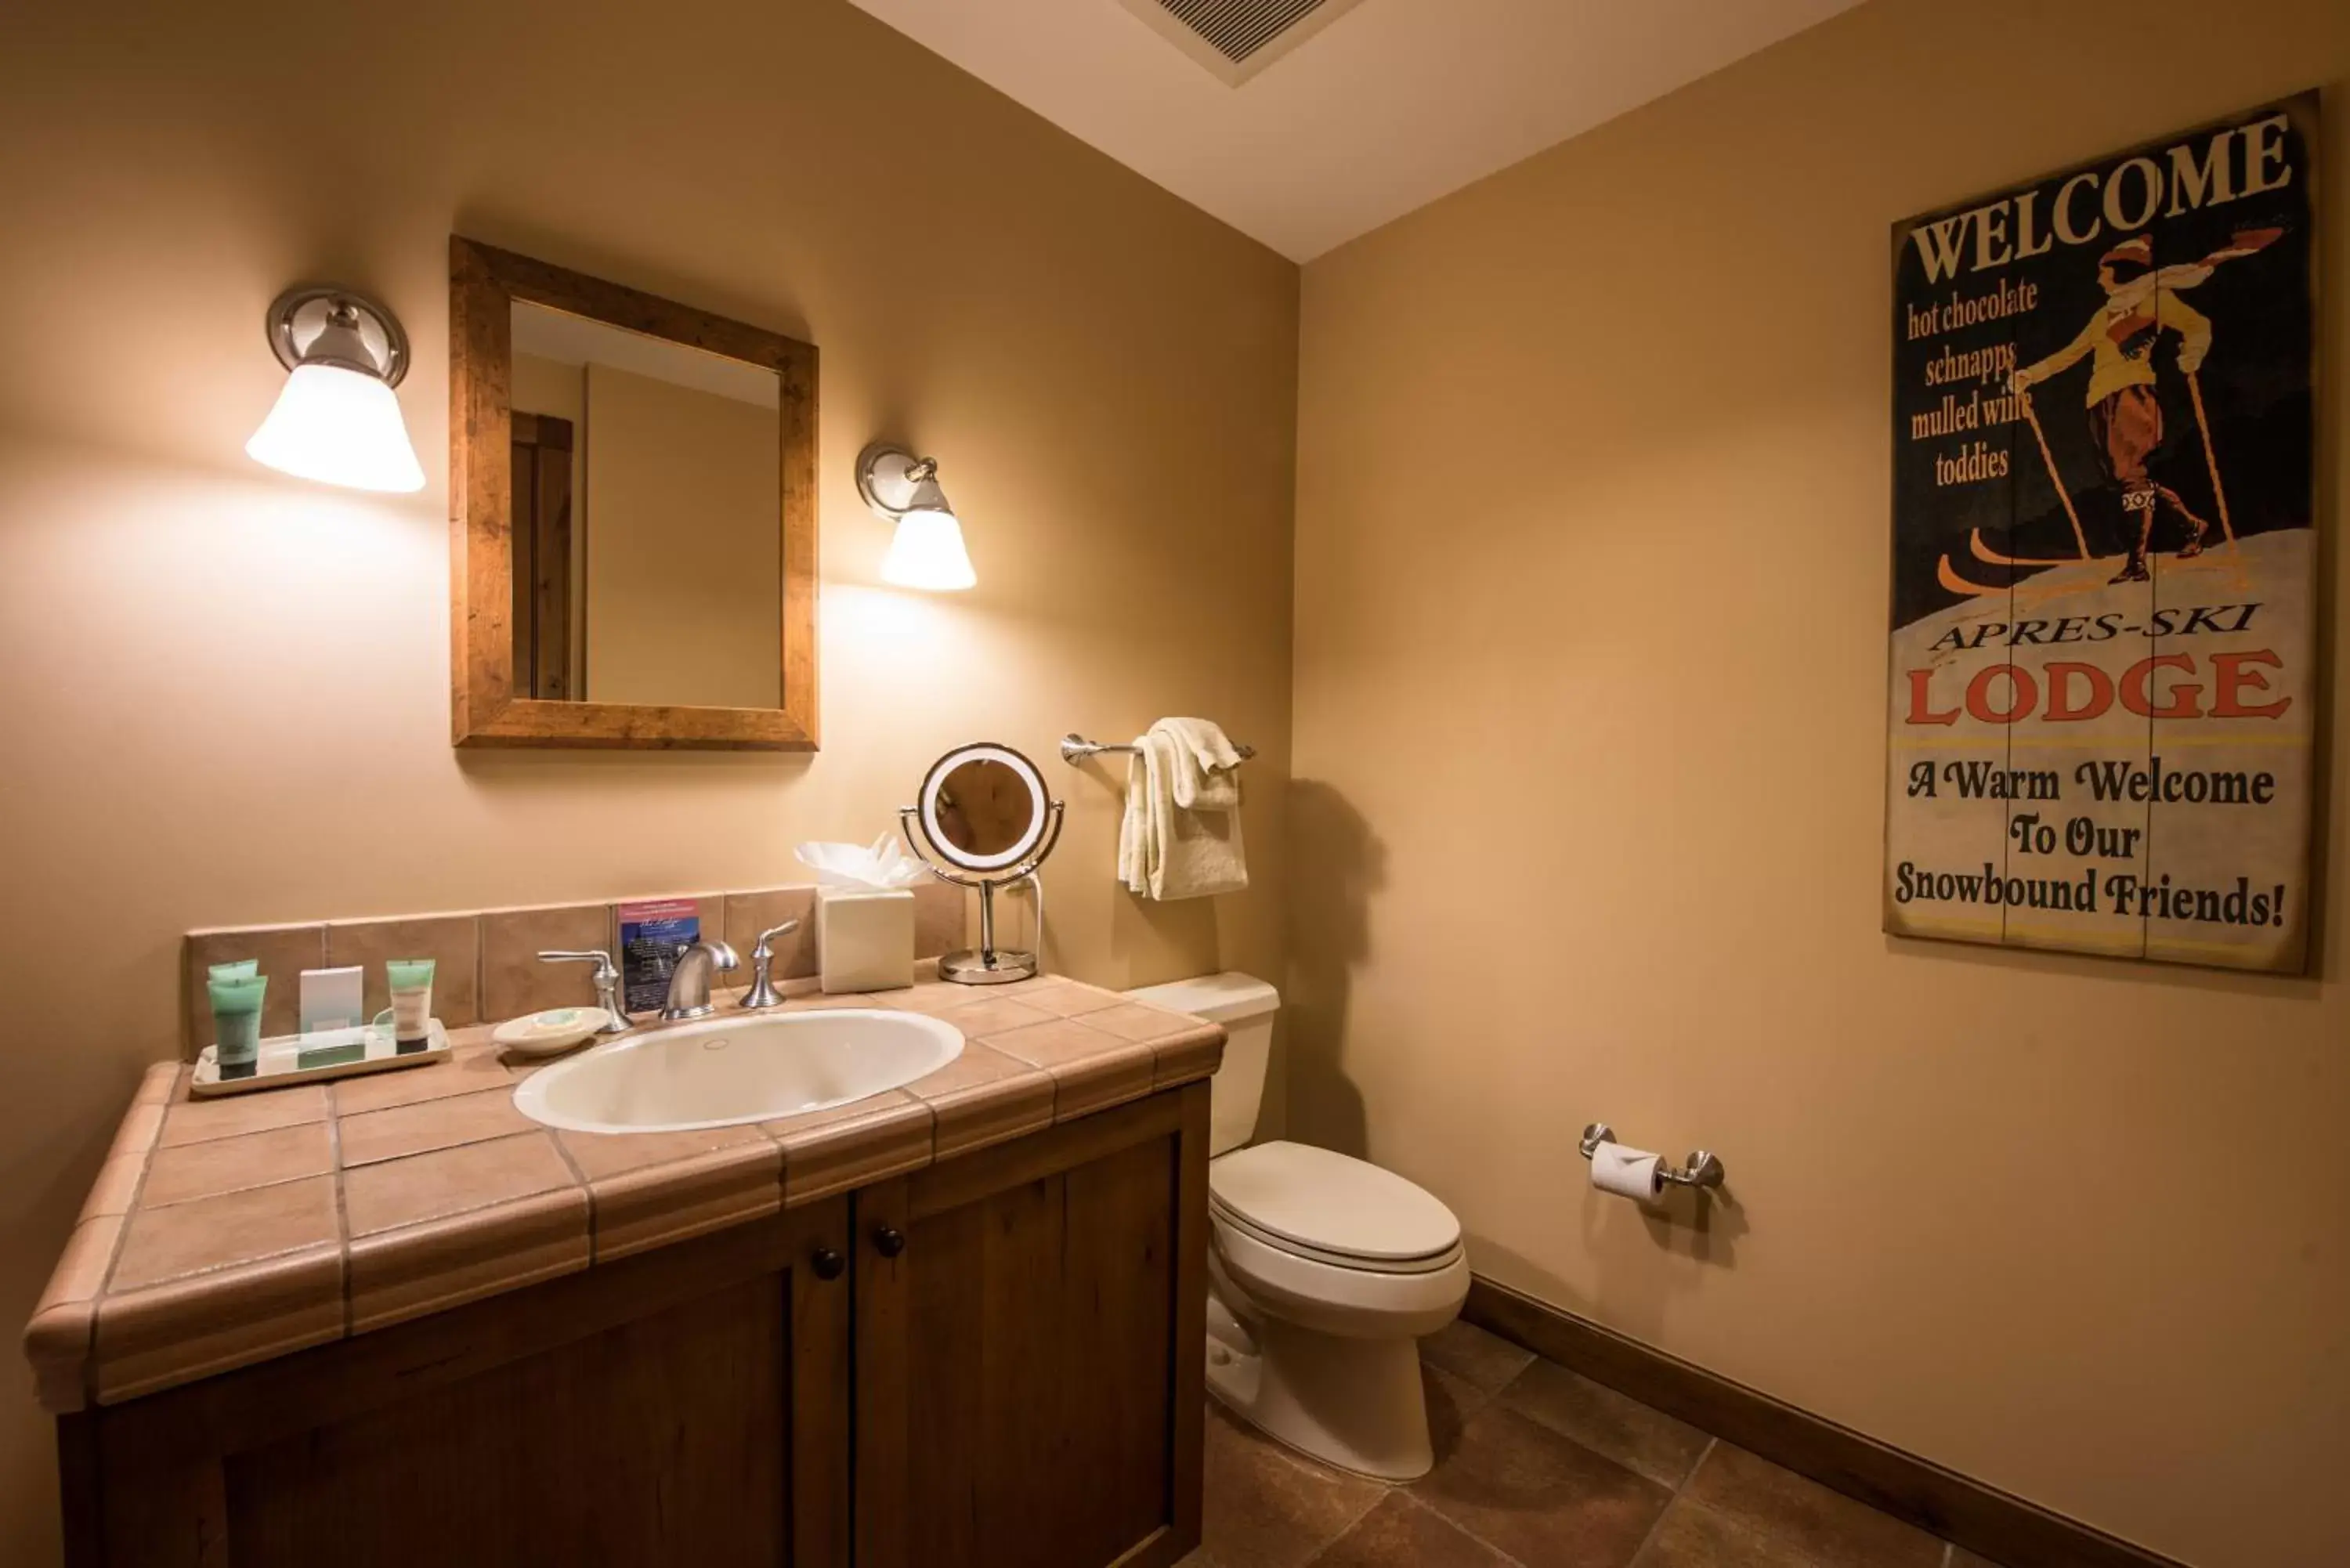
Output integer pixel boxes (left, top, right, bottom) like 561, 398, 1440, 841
818, 886, 916, 993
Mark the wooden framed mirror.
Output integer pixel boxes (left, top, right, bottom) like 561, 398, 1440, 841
449, 237, 818, 749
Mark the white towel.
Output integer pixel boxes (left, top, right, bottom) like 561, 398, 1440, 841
1155, 717, 1244, 811
1118, 721, 1248, 901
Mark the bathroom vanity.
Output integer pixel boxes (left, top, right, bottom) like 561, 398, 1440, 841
27, 977, 1220, 1568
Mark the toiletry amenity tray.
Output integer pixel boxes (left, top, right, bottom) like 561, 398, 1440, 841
190, 1020, 452, 1097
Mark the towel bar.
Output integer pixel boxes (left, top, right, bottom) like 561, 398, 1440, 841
1578, 1122, 1725, 1190
1060, 732, 1256, 764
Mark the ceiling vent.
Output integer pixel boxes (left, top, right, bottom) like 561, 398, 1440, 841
1116, 0, 1371, 86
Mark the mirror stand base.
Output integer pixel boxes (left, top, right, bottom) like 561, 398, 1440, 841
939, 948, 1039, 986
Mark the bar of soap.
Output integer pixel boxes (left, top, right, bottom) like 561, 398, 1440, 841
298, 966, 364, 1035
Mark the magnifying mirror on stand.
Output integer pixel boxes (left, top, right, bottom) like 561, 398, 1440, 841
899, 742, 1065, 985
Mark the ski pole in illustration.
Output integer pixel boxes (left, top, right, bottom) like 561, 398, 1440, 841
2185, 370, 2243, 561
2016, 390, 2092, 560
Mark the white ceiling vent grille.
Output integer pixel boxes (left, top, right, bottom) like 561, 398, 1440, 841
1116, 0, 1370, 86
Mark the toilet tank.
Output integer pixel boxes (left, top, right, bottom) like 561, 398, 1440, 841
1122, 971, 1279, 1158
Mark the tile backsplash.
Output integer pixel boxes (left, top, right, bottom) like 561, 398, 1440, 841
181, 882, 964, 1058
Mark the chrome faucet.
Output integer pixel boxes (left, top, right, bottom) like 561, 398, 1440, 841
534, 950, 634, 1034
739, 921, 801, 1011
659, 939, 739, 1021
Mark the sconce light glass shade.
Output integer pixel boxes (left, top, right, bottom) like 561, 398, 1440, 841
881, 508, 978, 591
246, 286, 425, 493
858, 441, 976, 591
246, 363, 426, 493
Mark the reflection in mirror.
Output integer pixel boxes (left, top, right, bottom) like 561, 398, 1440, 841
935, 759, 1042, 860
508, 300, 781, 709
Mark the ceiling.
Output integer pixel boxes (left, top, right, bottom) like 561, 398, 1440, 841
845, 0, 1863, 261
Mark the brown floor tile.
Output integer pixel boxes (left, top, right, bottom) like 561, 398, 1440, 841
1501, 1357, 1712, 1489
1948, 1550, 2005, 1568
338, 1086, 537, 1166
1681, 1446, 1943, 1568
1634, 1500, 1814, 1567
1307, 1492, 1512, 1566
1410, 1404, 1670, 1568
1201, 1402, 1387, 1568
1422, 1364, 1489, 1469
1419, 1320, 1535, 1394
139, 1121, 334, 1208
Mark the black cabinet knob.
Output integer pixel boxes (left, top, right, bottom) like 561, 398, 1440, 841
809, 1246, 845, 1281
873, 1226, 906, 1259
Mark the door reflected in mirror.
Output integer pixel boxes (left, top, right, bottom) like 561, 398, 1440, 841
508, 300, 782, 709
935, 758, 1040, 859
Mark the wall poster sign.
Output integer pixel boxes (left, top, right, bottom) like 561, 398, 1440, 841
1885, 95, 2319, 972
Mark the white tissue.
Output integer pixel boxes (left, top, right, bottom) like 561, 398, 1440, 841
1591, 1142, 1664, 1202
794, 833, 929, 891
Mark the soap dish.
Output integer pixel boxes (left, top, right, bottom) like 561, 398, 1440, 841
492, 1007, 613, 1058
190, 1019, 452, 1098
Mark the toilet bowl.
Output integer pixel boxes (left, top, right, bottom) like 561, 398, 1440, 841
1123, 974, 1470, 1481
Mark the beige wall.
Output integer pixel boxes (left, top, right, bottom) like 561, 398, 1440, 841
0, 0, 1294, 1558
582, 362, 783, 709
1292, 3, 2344, 1566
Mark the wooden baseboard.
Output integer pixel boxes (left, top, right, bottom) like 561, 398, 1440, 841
1462, 1277, 2188, 1568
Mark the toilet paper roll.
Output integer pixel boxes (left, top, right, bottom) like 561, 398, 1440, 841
1591, 1142, 1664, 1201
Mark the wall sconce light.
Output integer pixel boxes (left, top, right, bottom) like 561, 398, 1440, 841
246, 286, 426, 493
856, 443, 977, 591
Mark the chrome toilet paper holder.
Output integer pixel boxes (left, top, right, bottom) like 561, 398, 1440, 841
1580, 1123, 1726, 1190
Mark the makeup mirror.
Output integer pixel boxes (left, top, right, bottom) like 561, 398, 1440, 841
900, 743, 1064, 984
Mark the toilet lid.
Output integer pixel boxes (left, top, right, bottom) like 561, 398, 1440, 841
1209, 1141, 1461, 1264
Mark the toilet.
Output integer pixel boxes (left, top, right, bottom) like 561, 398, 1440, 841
1123, 972, 1470, 1480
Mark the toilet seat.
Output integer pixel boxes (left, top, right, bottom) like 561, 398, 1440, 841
1209, 1141, 1461, 1273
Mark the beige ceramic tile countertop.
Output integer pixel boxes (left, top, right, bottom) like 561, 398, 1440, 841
23, 974, 1222, 1414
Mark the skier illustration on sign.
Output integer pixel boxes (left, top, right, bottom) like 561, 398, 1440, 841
2008, 227, 2280, 583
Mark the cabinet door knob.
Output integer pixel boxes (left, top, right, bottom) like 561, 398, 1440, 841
810, 1246, 845, 1281
873, 1226, 906, 1259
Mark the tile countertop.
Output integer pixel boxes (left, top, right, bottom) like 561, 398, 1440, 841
22, 974, 1224, 1414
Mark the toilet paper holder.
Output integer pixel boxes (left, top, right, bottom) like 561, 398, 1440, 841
1579, 1123, 1725, 1191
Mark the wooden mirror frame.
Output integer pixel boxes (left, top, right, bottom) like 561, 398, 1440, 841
449, 236, 819, 750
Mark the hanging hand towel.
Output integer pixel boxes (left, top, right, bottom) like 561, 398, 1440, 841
1155, 717, 1245, 811
1117, 722, 1249, 901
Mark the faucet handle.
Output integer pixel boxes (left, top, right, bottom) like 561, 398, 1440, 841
740, 924, 797, 1012
536, 950, 632, 1033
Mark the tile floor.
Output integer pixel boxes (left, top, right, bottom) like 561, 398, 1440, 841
1181, 1320, 2000, 1568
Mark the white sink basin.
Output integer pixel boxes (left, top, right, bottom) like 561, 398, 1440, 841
512, 1009, 962, 1135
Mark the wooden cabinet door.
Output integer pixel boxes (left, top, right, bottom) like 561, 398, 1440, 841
63, 1201, 854, 1568
855, 1083, 1210, 1568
